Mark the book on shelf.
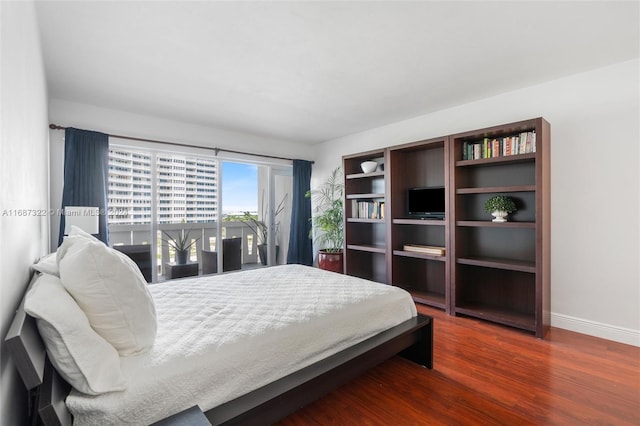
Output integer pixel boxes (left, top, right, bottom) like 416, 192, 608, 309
402, 244, 445, 256
351, 200, 385, 219
462, 131, 536, 160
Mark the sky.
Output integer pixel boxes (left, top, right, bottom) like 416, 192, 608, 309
221, 161, 258, 214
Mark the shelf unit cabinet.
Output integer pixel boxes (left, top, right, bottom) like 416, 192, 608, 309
341, 117, 549, 338
343, 149, 389, 283
450, 117, 550, 338
388, 137, 450, 311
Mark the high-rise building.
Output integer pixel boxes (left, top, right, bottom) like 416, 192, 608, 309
108, 148, 217, 225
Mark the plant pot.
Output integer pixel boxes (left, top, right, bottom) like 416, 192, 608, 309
175, 249, 189, 265
257, 244, 280, 266
491, 210, 508, 223
318, 250, 343, 274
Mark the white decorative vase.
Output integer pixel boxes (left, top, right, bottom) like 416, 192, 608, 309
360, 161, 378, 173
491, 210, 508, 223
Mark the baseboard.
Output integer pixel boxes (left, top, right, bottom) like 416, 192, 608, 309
551, 313, 640, 347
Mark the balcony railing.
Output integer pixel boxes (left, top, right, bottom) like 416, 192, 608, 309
109, 221, 261, 281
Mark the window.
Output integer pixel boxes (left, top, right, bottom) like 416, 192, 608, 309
107, 145, 291, 281
107, 149, 218, 225
107, 149, 152, 224
155, 153, 217, 224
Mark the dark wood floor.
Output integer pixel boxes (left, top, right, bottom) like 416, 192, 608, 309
278, 305, 640, 425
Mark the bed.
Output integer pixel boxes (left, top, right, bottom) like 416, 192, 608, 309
6, 234, 433, 425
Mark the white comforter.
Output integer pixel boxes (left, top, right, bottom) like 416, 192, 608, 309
66, 264, 417, 425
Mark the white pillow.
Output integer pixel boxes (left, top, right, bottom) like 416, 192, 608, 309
58, 235, 157, 356
56, 225, 100, 263
24, 273, 126, 395
31, 253, 59, 277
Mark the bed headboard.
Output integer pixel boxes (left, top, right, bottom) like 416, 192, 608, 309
5, 274, 72, 426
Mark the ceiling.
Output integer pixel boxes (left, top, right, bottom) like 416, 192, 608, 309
35, 1, 639, 145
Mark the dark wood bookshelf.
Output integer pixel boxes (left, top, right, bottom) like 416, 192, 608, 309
342, 117, 549, 338
343, 149, 389, 283
387, 136, 450, 313
451, 117, 550, 338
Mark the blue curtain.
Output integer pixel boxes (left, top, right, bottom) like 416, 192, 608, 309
287, 159, 313, 265
58, 128, 110, 246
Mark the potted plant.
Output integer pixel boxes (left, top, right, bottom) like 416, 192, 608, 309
241, 193, 288, 265
484, 195, 517, 223
306, 166, 344, 273
162, 229, 200, 264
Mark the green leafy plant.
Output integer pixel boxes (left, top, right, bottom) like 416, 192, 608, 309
306, 166, 344, 252
162, 229, 200, 252
484, 195, 517, 214
241, 192, 288, 245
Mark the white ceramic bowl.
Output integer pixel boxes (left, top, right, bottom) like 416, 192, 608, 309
360, 161, 378, 173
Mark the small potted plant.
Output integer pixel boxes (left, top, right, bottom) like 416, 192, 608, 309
162, 229, 200, 264
306, 166, 344, 273
484, 195, 517, 223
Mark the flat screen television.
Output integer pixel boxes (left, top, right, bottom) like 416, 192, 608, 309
407, 187, 445, 219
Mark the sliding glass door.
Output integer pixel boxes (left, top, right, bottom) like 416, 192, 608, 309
155, 153, 217, 279
108, 144, 292, 281
220, 161, 258, 269
223, 162, 292, 268
267, 166, 293, 266
108, 147, 219, 281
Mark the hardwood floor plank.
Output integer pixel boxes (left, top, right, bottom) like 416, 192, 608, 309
277, 305, 640, 425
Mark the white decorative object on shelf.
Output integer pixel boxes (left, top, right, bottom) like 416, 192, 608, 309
491, 210, 508, 222
360, 161, 377, 173
484, 195, 516, 223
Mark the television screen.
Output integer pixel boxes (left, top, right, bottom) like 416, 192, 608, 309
407, 187, 445, 219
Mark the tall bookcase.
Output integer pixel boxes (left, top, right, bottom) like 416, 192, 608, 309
388, 137, 450, 312
343, 149, 389, 283
450, 117, 550, 338
342, 117, 550, 338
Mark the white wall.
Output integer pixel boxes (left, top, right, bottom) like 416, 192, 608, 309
48, 99, 314, 250
312, 59, 640, 346
0, 1, 50, 423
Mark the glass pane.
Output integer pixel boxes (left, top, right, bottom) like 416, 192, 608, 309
156, 153, 217, 224
273, 172, 292, 265
108, 148, 293, 280
107, 147, 220, 282
156, 153, 218, 280
222, 161, 259, 268
107, 147, 154, 280
108, 148, 152, 226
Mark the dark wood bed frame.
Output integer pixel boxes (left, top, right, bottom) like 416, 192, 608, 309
6, 274, 433, 426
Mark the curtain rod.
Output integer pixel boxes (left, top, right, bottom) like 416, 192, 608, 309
49, 124, 312, 164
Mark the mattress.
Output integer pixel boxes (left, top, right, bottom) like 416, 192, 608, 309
66, 264, 417, 425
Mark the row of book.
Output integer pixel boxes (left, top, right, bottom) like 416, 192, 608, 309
351, 200, 385, 219
462, 131, 536, 160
